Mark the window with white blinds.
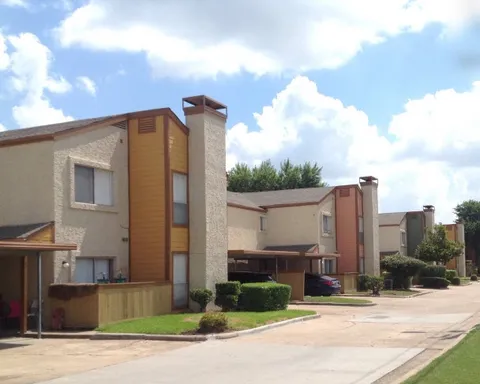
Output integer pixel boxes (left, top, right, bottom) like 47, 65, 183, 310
173, 172, 188, 225
74, 165, 113, 206
74, 258, 112, 283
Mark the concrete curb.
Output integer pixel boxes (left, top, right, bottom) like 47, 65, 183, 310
91, 314, 321, 342
341, 290, 432, 299
290, 301, 376, 307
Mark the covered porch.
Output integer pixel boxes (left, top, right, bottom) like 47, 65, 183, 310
0, 222, 77, 339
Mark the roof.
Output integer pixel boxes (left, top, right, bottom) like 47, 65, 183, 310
0, 116, 122, 144
227, 192, 265, 211
0, 241, 77, 253
379, 212, 407, 226
237, 187, 334, 208
228, 249, 338, 260
263, 244, 319, 253
0, 222, 53, 240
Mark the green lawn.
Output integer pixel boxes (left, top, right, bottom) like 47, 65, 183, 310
304, 296, 372, 304
460, 278, 471, 285
346, 289, 419, 297
97, 309, 316, 335
404, 326, 480, 384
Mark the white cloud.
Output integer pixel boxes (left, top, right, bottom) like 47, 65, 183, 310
55, 0, 480, 79
0, 123, 6, 132
0, 32, 73, 128
0, 0, 28, 7
226, 76, 480, 223
0, 34, 9, 70
76, 75, 97, 96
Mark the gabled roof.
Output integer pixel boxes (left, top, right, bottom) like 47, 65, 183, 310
379, 212, 407, 226
227, 192, 265, 212
0, 222, 53, 240
241, 187, 334, 208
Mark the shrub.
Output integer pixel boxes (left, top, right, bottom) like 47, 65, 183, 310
380, 254, 426, 289
240, 283, 291, 312
189, 288, 213, 312
198, 312, 228, 334
419, 277, 450, 289
451, 277, 461, 286
365, 275, 384, 295
419, 265, 446, 278
357, 274, 369, 292
215, 282, 241, 311
471, 274, 478, 281
445, 269, 457, 282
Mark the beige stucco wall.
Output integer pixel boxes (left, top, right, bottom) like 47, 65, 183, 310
0, 141, 55, 226
379, 218, 407, 255
186, 110, 228, 295
227, 206, 265, 250
52, 125, 129, 283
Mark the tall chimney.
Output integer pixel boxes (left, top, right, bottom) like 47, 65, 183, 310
183, 95, 228, 295
456, 221, 466, 277
359, 176, 380, 276
423, 205, 435, 231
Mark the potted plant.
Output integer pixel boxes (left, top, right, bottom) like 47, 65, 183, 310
113, 270, 127, 283
96, 272, 110, 284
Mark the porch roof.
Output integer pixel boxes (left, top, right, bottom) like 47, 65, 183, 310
228, 249, 339, 260
0, 241, 77, 254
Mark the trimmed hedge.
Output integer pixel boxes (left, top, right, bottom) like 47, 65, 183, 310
357, 274, 369, 292
240, 283, 291, 312
445, 269, 457, 282
471, 274, 478, 281
380, 254, 426, 289
215, 281, 241, 312
189, 288, 213, 312
419, 276, 450, 289
451, 277, 461, 286
420, 265, 446, 278
198, 312, 228, 333
216, 281, 241, 296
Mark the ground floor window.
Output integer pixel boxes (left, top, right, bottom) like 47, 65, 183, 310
323, 258, 337, 274
173, 253, 188, 308
74, 257, 113, 283
359, 257, 365, 274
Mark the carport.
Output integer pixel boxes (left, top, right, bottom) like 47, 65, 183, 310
0, 240, 77, 339
228, 248, 340, 300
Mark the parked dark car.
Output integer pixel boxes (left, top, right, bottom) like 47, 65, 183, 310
304, 273, 341, 296
228, 271, 276, 284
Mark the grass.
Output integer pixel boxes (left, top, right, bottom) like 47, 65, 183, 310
303, 296, 372, 304
345, 289, 419, 297
403, 326, 480, 384
460, 277, 472, 285
96, 309, 316, 335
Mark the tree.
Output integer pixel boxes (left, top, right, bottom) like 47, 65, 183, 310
227, 158, 327, 192
415, 224, 464, 265
454, 200, 480, 264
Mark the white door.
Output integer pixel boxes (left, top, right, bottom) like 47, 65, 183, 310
173, 254, 188, 308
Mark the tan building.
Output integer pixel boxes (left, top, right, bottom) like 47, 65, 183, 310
227, 176, 381, 277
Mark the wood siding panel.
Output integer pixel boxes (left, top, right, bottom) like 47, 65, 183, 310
171, 227, 188, 252
335, 186, 358, 273
128, 118, 166, 281
28, 224, 54, 243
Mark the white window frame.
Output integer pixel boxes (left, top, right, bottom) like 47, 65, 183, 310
323, 258, 337, 274
173, 253, 189, 308
173, 172, 188, 225
400, 229, 407, 246
260, 216, 267, 232
322, 213, 333, 236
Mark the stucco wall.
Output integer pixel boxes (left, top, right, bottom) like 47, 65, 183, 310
379, 219, 407, 255
227, 206, 265, 250
52, 125, 129, 283
0, 141, 55, 226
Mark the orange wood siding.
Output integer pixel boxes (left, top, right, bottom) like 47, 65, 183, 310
128, 117, 166, 281
335, 186, 359, 273
171, 227, 188, 252
445, 224, 457, 270
28, 224, 54, 243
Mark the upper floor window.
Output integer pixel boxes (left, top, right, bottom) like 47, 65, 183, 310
322, 213, 332, 235
401, 230, 407, 246
173, 172, 188, 225
260, 216, 267, 231
74, 165, 113, 206
358, 216, 364, 244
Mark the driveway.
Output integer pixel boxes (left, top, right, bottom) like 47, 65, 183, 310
2, 284, 480, 384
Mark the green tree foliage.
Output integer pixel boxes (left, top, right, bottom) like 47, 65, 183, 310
454, 200, 480, 264
227, 158, 327, 192
415, 224, 464, 264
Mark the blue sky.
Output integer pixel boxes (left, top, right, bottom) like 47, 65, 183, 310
1, 0, 480, 222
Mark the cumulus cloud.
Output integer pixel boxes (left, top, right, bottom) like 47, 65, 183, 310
226, 76, 480, 223
55, 0, 480, 79
76, 75, 97, 96
0, 123, 6, 132
0, 0, 28, 7
0, 32, 73, 128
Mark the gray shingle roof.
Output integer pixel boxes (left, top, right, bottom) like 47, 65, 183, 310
241, 187, 334, 207
0, 222, 52, 240
0, 115, 122, 144
379, 212, 407, 226
227, 192, 263, 210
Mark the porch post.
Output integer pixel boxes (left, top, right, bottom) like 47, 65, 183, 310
20, 255, 28, 336
36, 252, 42, 339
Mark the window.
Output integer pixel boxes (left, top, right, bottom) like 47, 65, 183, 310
260, 216, 267, 231
74, 258, 112, 283
173, 173, 188, 225
358, 216, 364, 244
322, 214, 332, 235
173, 253, 188, 308
401, 230, 407, 246
323, 258, 336, 274
74, 165, 113, 206
359, 257, 365, 274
